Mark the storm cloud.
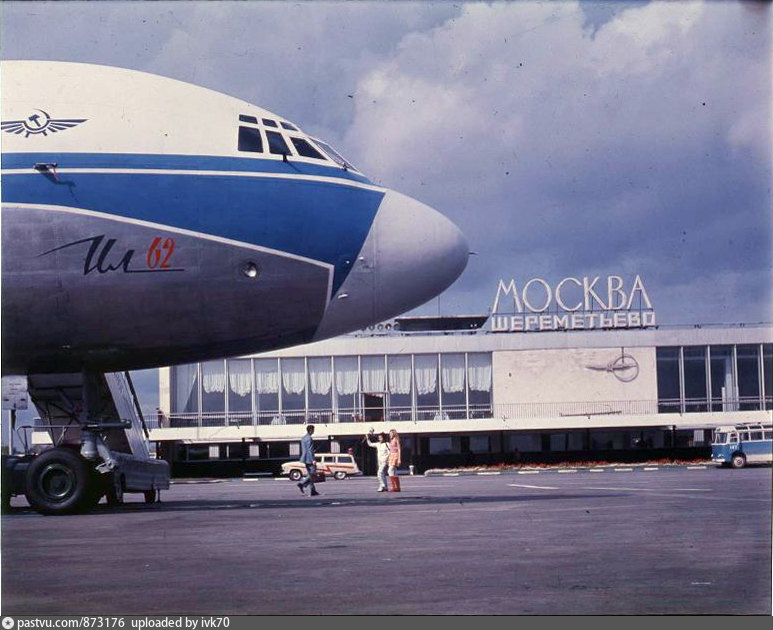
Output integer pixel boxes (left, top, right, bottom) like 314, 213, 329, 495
341, 2, 771, 323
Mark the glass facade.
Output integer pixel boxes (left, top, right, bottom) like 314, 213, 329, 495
657, 343, 771, 413
161, 331, 771, 472
170, 352, 493, 427
169, 341, 770, 428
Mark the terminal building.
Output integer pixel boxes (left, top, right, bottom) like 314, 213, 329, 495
150, 305, 772, 477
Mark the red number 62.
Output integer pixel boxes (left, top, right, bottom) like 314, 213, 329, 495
147, 237, 175, 269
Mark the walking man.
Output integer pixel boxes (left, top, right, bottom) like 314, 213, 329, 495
298, 424, 320, 496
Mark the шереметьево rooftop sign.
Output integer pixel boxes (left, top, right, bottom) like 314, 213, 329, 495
490, 275, 656, 333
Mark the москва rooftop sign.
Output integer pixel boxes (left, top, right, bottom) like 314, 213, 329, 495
490, 275, 656, 332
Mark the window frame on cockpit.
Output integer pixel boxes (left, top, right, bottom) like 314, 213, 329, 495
237, 114, 359, 172
288, 136, 327, 161
311, 137, 359, 172
237, 125, 265, 154
265, 129, 292, 156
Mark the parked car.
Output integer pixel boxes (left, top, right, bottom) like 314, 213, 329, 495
281, 453, 362, 481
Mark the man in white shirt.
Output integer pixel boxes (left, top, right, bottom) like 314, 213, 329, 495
366, 431, 391, 492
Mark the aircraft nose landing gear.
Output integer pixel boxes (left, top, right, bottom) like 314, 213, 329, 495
6, 371, 170, 515
24, 447, 100, 515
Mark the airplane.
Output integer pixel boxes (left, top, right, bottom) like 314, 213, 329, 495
0, 60, 469, 514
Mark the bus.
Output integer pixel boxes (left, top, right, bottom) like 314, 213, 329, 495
711, 422, 773, 468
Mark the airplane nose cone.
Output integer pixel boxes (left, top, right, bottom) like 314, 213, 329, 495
371, 190, 469, 315
314, 190, 469, 340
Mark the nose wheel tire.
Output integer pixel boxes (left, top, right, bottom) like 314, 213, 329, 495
24, 448, 96, 515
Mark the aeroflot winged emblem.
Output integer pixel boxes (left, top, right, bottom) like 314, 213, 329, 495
586, 353, 640, 383
1, 109, 87, 138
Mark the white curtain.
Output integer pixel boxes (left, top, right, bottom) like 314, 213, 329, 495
414, 354, 438, 396
174, 363, 198, 413
202, 360, 225, 394
468, 353, 492, 392
308, 357, 332, 395
281, 358, 306, 395
228, 359, 252, 397
388, 355, 412, 395
361, 355, 386, 394
335, 356, 359, 396
255, 358, 279, 394
442, 354, 465, 393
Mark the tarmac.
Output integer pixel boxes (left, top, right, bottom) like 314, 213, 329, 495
1, 465, 771, 615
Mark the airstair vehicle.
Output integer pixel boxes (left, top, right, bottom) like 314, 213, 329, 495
2, 371, 170, 514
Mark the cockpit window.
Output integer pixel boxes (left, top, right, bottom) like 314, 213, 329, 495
238, 126, 263, 153
313, 138, 357, 171
235, 115, 359, 170
266, 130, 290, 156
290, 137, 325, 160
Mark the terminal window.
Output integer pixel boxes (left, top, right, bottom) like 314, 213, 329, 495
656, 347, 680, 413
653, 343, 770, 414
683, 346, 708, 412
736, 345, 761, 410
709, 346, 735, 412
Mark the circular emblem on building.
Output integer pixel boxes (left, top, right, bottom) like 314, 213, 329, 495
609, 353, 639, 382
586, 352, 640, 382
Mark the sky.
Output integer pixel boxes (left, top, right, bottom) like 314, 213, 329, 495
1, 0, 771, 422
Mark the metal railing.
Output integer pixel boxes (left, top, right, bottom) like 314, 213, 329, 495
159, 396, 771, 429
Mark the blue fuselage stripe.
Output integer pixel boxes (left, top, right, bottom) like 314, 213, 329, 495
1, 153, 384, 294
1, 152, 374, 184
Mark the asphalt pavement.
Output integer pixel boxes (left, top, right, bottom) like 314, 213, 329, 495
1, 465, 771, 615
